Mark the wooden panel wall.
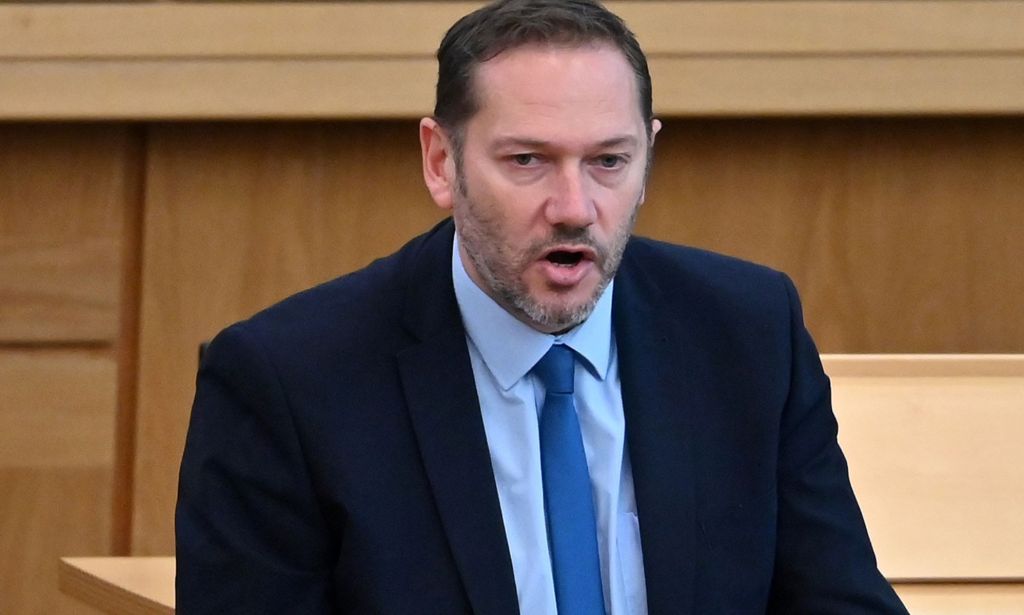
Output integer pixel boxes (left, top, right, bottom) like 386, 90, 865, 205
0, 125, 138, 614
0, 126, 128, 342
127, 118, 1024, 555
639, 117, 1024, 353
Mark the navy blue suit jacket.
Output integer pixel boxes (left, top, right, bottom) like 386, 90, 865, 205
176, 219, 907, 614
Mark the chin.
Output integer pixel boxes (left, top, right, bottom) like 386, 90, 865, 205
519, 291, 600, 332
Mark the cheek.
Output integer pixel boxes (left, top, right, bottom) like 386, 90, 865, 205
477, 189, 544, 237
476, 166, 555, 219
593, 189, 641, 228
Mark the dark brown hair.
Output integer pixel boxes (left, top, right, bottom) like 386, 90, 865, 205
433, 0, 653, 140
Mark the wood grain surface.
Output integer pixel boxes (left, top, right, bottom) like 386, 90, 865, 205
0, 466, 112, 615
5, 56, 1024, 120
824, 356, 1024, 579
0, 124, 136, 343
639, 117, 1024, 353
4, 2, 1022, 58
2, 2, 1023, 118
0, 349, 116, 467
0, 124, 134, 614
893, 583, 1024, 615
60, 557, 174, 615
0, 349, 118, 614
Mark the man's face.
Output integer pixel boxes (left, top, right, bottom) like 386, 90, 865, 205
423, 43, 660, 333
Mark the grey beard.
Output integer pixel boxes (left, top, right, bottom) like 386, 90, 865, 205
490, 256, 606, 332
462, 218, 632, 333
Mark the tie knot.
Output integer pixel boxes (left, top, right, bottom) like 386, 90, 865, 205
533, 344, 575, 394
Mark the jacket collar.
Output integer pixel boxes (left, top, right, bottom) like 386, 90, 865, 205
396, 220, 520, 615
613, 241, 698, 614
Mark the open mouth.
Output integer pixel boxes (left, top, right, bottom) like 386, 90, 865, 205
537, 246, 596, 286
545, 250, 586, 267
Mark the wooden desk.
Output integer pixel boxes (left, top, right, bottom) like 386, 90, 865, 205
60, 557, 174, 615
894, 583, 1024, 614
60, 556, 1024, 614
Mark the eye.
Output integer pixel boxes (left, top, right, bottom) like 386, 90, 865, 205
511, 153, 538, 166
595, 154, 627, 169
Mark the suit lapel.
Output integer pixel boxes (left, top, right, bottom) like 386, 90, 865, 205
396, 221, 519, 615
614, 244, 698, 614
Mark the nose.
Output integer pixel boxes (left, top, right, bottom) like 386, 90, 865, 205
544, 164, 596, 228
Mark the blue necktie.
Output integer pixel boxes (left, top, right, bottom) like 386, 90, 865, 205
534, 344, 606, 615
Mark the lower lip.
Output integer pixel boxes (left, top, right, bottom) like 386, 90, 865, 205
536, 259, 595, 288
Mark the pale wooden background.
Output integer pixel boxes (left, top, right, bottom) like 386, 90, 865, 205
3, 2, 1024, 613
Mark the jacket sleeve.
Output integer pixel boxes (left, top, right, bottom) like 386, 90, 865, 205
767, 274, 909, 614
175, 323, 337, 614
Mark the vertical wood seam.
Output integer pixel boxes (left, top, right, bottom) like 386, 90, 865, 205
110, 123, 148, 555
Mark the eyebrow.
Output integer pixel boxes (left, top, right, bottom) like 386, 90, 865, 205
491, 135, 640, 151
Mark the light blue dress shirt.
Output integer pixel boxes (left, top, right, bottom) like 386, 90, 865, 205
452, 237, 648, 615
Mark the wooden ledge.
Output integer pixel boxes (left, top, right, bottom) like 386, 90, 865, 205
822, 354, 1024, 378
56, 556, 1024, 614
2, 2, 1023, 119
894, 582, 1024, 615
60, 557, 175, 614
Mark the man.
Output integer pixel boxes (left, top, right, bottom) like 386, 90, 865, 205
176, 1, 908, 613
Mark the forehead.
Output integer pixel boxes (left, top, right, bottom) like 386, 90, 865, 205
466, 43, 644, 145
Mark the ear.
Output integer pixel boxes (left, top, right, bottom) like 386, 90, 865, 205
650, 118, 662, 144
638, 118, 663, 205
419, 117, 457, 211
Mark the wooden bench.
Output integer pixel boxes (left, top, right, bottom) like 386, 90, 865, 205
825, 354, 1024, 613
61, 355, 1024, 614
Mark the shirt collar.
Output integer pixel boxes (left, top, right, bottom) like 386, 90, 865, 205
452, 233, 614, 391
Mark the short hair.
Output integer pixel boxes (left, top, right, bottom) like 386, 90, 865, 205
433, 0, 654, 139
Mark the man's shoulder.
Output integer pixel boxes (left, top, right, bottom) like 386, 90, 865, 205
216, 219, 454, 358
623, 235, 789, 301
617, 237, 800, 377
618, 235, 799, 341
